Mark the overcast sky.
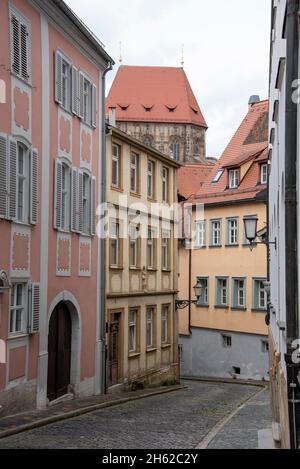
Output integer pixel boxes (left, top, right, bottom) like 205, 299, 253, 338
66, 0, 271, 158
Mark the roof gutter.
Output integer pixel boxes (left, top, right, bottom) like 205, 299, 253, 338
284, 0, 300, 449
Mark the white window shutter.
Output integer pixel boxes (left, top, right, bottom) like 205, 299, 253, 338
0, 135, 7, 219
72, 66, 79, 116
71, 168, 79, 232
30, 283, 40, 334
8, 138, 17, 220
54, 159, 62, 229
20, 22, 29, 81
30, 148, 38, 225
55, 50, 63, 104
92, 84, 97, 128
11, 15, 20, 76
79, 72, 84, 119
78, 170, 84, 233
90, 176, 96, 235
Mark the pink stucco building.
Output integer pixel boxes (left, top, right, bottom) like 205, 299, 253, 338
0, 0, 113, 415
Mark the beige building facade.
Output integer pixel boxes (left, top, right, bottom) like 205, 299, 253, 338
105, 125, 180, 389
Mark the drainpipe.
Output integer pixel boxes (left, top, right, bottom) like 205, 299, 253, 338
284, 0, 300, 449
99, 61, 113, 395
188, 243, 192, 334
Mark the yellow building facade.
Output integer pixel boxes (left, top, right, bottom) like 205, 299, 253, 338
105, 125, 180, 390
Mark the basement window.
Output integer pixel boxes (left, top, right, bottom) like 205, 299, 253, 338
222, 334, 232, 348
232, 366, 241, 375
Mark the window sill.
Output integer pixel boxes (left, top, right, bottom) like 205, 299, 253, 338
109, 266, 124, 271
58, 104, 73, 117
130, 192, 141, 199
161, 343, 171, 349
209, 245, 222, 249
10, 70, 32, 88
214, 305, 229, 309
147, 268, 158, 272
225, 244, 239, 248
162, 269, 172, 273
111, 186, 123, 193
194, 246, 207, 250
80, 118, 93, 129
231, 307, 247, 311
129, 267, 142, 272
251, 308, 267, 313
146, 347, 157, 354
196, 304, 209, 308
128, 352, 141, 359
7, 333, 29, 340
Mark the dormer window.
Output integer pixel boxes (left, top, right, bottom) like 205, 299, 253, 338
166, 105, 177, 112
260, 164, 268, 184
229, 169, 239, 189
142, 104, 153, 112
191, 106, 199, 115
118, 103, 129, 111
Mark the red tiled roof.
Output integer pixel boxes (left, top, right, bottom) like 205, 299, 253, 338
178, 164, 215, 199
189, 100, 269, 205
106, 65, 207, 128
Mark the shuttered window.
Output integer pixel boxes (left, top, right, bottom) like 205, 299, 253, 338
9, 282, 28, 335
72, 67, 79, 116
30, 149, 38, 225
71, 168, 79, 232
0, 135, 7, 218
30, 283, 40, 334
10, 9, 31, 82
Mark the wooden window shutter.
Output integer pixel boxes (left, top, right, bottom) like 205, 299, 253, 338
20, 22, 29, 80
0, 135, 7, 219
79, 72, 85, 119
92, 84, 97, 128
30, 148, 38, 225
72, 66, 79, 116
71, 168, 79, 232
90, 176, 96, 235
55, 51, 63, 104
8, 138, 17, 220
11, 15, 20, 76
29, 283, 40, 334
54, 159, 62, 229
78, 170, 84, 233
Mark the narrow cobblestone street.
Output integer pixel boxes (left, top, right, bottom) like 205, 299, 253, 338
0, 381, 271, 449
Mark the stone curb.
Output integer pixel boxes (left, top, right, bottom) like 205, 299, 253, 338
182, 376, 268, 388
0, 385, 187, 440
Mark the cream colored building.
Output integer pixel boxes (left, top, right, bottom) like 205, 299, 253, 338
178, 99, 269, 381
105, 124, 180, 389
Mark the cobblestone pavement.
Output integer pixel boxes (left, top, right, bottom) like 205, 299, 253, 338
208, 387, 272, 449
0, 381, 268, 449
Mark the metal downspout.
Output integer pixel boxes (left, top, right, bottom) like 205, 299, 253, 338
99, 62, 113, 395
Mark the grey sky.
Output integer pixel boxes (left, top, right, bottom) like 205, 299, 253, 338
66, 0, 271, 158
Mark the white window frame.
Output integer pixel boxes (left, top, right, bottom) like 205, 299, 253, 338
146, 307, 154, 349
10, 6, 31, 83
233, 278, 246, 308
229, 169, 239, 189
83, 75, 93, 126
129, 309, 138, 353
147, 160, 155, 199
195, 220, 206, 248
211, 220, 221, 246
112, 143, 121, 188
9, 282, 28, 336
147, 228, 155, 269
197, 277, 209, 306
162, 167, 169, 203
61, 162, 71, 232
162, 230, 170, 271
227, 218, 238, 245
216, 278, 228, 306
61, 57, 72, 112
161, 305, 169, 344
17, 142, 30, 223
129, 224, 138, 269
261, 164, 268, 184
110, 221, 119, 267
130, 152, 139, 194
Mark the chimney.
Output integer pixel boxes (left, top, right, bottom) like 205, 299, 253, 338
108, 107, 116, 127
248, 95, 260, 109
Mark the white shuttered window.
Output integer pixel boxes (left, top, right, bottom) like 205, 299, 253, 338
10, 8, 31, 82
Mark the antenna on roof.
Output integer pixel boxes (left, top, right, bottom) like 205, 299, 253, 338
119, 41, 123, 65
181, 44, 184, 68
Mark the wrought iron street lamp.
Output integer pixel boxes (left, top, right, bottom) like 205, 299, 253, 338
175, 281, 204, 310
243, 215, 276, 250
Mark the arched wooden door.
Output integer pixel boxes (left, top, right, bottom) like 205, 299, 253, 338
47, 302, 72, 401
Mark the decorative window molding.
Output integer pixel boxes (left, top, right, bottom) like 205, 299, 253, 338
56, 232, 71, 277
